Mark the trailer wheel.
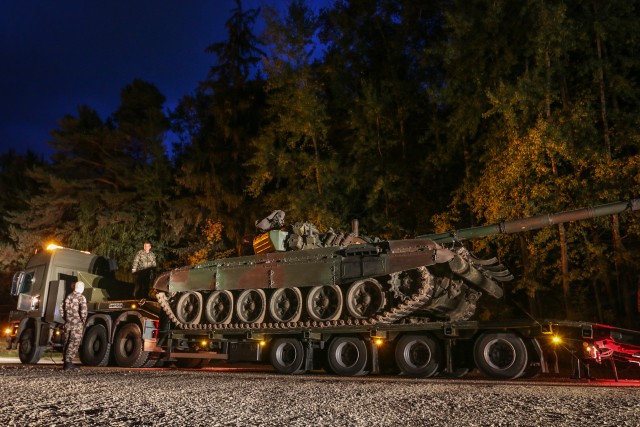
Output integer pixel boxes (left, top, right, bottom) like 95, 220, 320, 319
79, 324, 111, 367
270, 338, 306, 375
394, 334, 441, 377
113, 323, 149, 368
473, 332, 528, 380
326, 336, 369, 376
18, 326, 44, 364
520, 338, 542, 379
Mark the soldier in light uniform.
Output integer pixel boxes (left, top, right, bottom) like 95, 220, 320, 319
132, 241, 157, 298
61, 281, 87, 371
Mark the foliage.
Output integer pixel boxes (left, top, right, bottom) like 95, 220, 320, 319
1, 0, 639, 326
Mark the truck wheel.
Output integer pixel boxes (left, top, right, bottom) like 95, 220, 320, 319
394, 334, 441, 377
326, 336, 369, 376
80, 324, 111, 367
113, 323, 149, 368
18, 327, 45, 364
473, 332, 528, 380
270, 338, 306, 375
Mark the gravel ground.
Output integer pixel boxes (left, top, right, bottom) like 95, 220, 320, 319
1, 364, 640, 427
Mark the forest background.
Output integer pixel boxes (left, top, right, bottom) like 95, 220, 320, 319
1, 0, 639, 328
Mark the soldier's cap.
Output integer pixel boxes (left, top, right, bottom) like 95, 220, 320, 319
75, 281, 85, 293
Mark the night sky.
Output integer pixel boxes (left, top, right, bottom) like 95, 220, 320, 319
1, 0, 317, 158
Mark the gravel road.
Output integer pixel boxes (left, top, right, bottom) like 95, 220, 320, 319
1, 363, 639, 427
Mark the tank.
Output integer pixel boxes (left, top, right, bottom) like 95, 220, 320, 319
153, 199, 640, 330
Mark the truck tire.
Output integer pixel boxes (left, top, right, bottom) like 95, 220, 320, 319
113, 323, 149, 368
270, 338, 306, 375
18, 327, 45, 364
473, 332, 528, 380
394, 334, 441, 377
326, 336, 369, 376
80, 324, 111, 367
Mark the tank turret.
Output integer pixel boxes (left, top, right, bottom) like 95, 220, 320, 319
153, 199, 639, 331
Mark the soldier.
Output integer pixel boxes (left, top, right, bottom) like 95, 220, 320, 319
61, 281, 87, 371
132, 241, 157, 298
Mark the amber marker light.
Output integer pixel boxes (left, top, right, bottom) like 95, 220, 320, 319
552, 335, 561, 344
131, 304, 137, 309
375, 338, 384, 346
46, 243, 64, 251
4, 328, 11, 335
260, 340, 267, 347
201, 340, 208, 347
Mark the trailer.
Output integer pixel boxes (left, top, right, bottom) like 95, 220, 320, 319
6, 246, 640, 380
6, 198, 640, 380
148, 316, 640, 380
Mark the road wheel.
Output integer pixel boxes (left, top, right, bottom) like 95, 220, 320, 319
306, 285, 343, 322
270, 338, 306, 375
236, 289, 266, 323
175, 291, 203, 325
473, 332, 528, 380
18, 326, 44, 364
204, 290, 234, 324
346, 278, 385, 319
80, 324, 111, 367
113, 323, 149, 368
394, 334, 441, 377
269, 288, 303, 323
326, 336, 369, 376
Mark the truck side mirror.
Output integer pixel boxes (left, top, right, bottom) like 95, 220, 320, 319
10, 272, 23, 296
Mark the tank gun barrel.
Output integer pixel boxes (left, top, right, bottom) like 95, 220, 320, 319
425, 198, 640, 244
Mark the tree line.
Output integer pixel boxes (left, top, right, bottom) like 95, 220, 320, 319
1, 0, 639, 327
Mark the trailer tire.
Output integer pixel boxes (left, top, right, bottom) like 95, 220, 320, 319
113, 323, 149, 368
394, 334, 441, 377
79, 324, 111, 366
270, 338, 306, 375
18, 326, 44, 364
473, 332, 528, 380
326, 336, 369, 376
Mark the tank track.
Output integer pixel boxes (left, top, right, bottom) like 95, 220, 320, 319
157, 266, 442, 331
155, 246, 509, 331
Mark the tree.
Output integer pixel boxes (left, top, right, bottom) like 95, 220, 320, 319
7, 80, 172, 273
173, 0, 265, 255
245, 0, 343, 228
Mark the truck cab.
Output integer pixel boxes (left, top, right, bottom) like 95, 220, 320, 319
8, 246, 160, 367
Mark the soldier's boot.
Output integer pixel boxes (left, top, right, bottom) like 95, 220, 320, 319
63, 361, 79, 371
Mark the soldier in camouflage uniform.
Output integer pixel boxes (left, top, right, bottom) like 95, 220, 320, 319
61, 281, 87, 371
132, 241, 157, 298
